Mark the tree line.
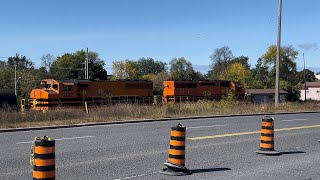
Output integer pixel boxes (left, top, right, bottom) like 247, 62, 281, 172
0, 45, 318, 100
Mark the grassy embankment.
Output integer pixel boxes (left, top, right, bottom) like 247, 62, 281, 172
0, 100, 319, 129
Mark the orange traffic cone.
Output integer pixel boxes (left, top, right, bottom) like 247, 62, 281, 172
31, 136, 55, 180
160, 123, 192, 176
256, 116, 280, 155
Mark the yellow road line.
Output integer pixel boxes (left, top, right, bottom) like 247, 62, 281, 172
187, 124, 320, 141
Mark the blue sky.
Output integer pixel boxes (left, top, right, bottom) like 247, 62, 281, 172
0, 0, 319, 73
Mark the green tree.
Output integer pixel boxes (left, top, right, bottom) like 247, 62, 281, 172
125, 61, 139, 79
208, 46, 234, 79
0, 54, 41, 100
297, 69, 316, 84
261, 45, 299, 101
136, 57, 167, 76
50, 50, 107, 80
169, 57, 201, 81
229, 56, 250, 69
7, 54, 35, 70
225, 63, 251, 88
251, 58, 270, 88
262, 45, 298, 85
142, 71, 170, 95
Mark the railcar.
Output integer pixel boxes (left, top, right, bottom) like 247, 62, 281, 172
29, 79, 153, 110
162, 80, 245, 103
0, 89, 17, 108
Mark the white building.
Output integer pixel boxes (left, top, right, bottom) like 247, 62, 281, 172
316, 74, 320, 80
300, 82, 320, 101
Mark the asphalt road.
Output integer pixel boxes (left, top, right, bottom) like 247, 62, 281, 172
1, 113, 320, 180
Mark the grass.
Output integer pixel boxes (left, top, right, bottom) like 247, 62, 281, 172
0, 101, 319, 129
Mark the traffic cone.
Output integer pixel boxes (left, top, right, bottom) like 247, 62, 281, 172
256, 116, 280, 155
160, 123, 192, 176
31, 136, 55, 180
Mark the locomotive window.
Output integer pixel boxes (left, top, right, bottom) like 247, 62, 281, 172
53, 84, 58, 90
186, 83, 197, 88
220, 82, 230, 87
64, 85, 72, 91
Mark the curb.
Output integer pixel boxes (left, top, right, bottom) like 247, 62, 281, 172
1, 111, 319, 133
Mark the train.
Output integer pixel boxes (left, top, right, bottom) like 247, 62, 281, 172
162, 80, 245, 103
28, 79, 153, 111
27, 79, 245, 110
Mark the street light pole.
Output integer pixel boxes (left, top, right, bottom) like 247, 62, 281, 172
275, 0, 282, 107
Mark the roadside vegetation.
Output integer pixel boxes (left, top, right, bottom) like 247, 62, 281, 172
1, 100, 319, 129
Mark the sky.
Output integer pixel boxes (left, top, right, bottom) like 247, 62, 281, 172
0, 0, 319, 74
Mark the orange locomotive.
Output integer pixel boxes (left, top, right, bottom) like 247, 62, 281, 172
29, 79, 153, 110
162, 80, 245, 103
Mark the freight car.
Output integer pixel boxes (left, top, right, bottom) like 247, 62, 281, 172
28, 79, 153, 110
0, 89, 17, 108
162, 80, 245, 103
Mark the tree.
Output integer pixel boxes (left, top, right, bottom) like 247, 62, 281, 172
251, 58, 270, 88
112, 60, 140, 80
7, 54, 35, 70
112, 60, 128, 79
40, 54, 56, 73
225, 63, 251, 88
208, 46, 234, 79
136, 57, 167, 76
142, 71, 170, 95
169, 57, 201, 81
261, 45, 299, 101
229, 56, 250, 69
262, 45, 298, 85
125, 60, 139, 79
0, 54, 41, 100
50, 50, 107, 80
297, 69, 316, 84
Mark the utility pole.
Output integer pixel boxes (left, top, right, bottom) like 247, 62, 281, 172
14, 53, 18, 96
86, 48, 89, 79
84, 49, 87, 79
14, 64, 17, 96
275, 0, 282, 107
303, 53, 307, 101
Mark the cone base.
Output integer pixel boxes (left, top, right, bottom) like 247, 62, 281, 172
256, 150, 281, 155
159, 161, 192, 176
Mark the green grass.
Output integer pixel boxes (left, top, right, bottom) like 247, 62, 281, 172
0, 101, 319, 129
